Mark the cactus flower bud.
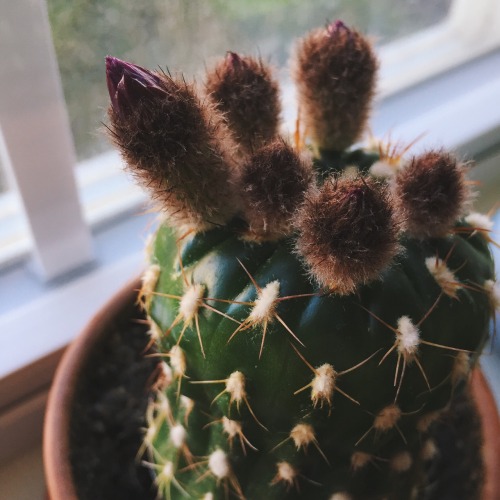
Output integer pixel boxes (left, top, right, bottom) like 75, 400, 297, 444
295, 176, 399, 294
393, 150, 470, 238
106, 57, 240, 231
238, 138, 313, 241
293, 20, 378, 152
205, 52, 281, 154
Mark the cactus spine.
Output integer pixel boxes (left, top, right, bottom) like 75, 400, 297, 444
106, 20, 497, 500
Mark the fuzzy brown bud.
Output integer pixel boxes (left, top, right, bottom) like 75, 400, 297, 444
106, 56, 239, 231
393, 151, 470, 238
205, 53, 281, 154
295, 176, 399, 294
239, 138, 313, 241
292, 21, 378, 151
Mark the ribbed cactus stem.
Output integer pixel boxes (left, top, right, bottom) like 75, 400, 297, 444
105, 18, 496, 500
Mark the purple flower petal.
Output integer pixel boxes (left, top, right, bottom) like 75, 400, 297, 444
105, 56, 163, 115
326, 20, 350, 37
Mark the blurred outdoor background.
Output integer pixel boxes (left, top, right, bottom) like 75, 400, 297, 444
0, 0, 452, 194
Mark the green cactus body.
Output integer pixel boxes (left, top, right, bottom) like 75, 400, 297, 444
143, 167, 493, 500
105, 20, 497, 500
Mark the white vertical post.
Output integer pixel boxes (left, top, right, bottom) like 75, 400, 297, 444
0, 0, 94, 280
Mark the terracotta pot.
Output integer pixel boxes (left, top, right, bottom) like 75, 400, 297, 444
471, 369, 500, 500
44, 277, 142, 500
43, 278, 500, 500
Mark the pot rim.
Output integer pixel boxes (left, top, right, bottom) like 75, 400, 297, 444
471, 369, 500, 499
43, 276, 142, 500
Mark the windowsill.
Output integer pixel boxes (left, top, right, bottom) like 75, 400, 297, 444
1, 48, 500, 466
373, 48, 500, 157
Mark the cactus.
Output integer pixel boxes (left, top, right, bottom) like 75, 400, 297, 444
106, 20, 497, 500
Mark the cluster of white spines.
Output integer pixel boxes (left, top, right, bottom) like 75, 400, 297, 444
136, 156, 496, 498
142, 265, 490, 497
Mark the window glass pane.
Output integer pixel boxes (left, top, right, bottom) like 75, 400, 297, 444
47, 0, 452, 162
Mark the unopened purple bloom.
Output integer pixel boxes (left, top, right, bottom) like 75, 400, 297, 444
105, 56, 163, 116
326, 19, 349, 37
226, 51, 244, 70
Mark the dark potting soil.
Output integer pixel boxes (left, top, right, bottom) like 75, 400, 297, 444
69, 302, 158, 500
422, 390, 484, 500
69, 302, 484, 500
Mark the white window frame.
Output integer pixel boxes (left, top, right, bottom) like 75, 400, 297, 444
0, 0, 94, 281
0, 0, 499, 465
379, 0, 500, 96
